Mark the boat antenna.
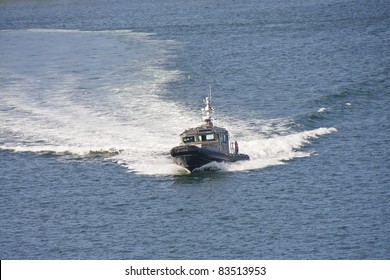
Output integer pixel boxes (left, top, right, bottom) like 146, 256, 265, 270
209, 84, 212, 103
202, 85, 215, 126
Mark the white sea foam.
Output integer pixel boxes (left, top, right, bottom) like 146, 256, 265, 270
317, 107, 327, 113
0, 29, 337, 176
223, 127, 337, 172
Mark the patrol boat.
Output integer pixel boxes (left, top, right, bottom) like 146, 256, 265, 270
170, 93, 250, 172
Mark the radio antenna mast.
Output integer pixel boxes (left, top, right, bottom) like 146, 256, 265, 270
208, 84, 212, 102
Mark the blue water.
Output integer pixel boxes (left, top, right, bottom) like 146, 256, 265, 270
0, 0, 389, 259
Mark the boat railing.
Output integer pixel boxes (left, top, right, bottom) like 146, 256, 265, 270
230, 141, 239, 155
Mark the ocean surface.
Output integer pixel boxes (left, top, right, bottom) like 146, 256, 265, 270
0, 0, 389, 259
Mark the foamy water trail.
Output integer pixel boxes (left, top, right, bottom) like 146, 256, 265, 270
223, 127, 337, 172
0, 29, 337, 176
0, 30, 187, 153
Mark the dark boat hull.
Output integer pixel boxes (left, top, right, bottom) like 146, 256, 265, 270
170, 145, 250, 172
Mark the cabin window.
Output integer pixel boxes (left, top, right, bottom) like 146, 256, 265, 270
220, 134, 228, 144
199, 134, 215, 142
182, 136, 195, 143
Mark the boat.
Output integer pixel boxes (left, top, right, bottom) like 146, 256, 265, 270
170, 91, 250, 172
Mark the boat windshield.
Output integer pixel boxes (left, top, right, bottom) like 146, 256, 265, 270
199, 134, 216, 142
182, 136, 196, 143
182, 133, 216, 143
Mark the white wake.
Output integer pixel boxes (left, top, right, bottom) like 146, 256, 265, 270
0, 29, 337, 176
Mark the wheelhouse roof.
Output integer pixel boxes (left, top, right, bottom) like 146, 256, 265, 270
180, 124, 228, 136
